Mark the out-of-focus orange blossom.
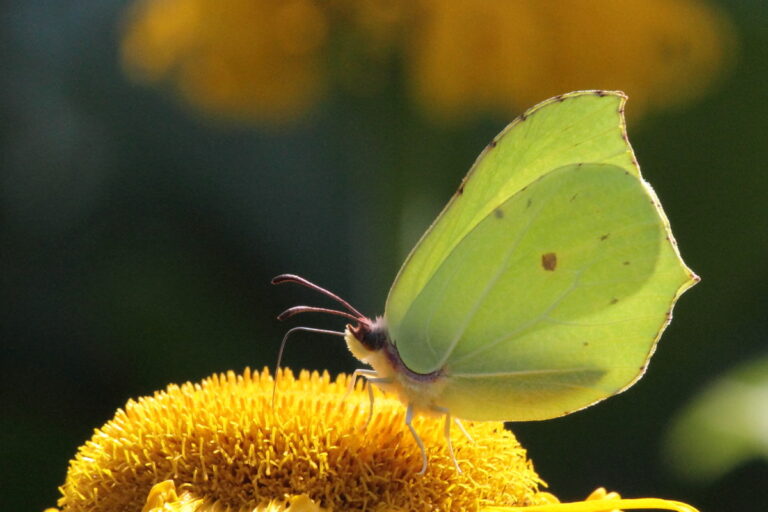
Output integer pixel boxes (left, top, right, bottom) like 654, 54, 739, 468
121, 0, 328, 122
409, 0, 734, 120
122, 0, 734, 122
120, 0, 734, 123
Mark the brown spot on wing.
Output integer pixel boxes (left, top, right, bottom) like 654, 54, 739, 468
610, 298, 619, 305
600, 234, 610, 241
494, 208, 504, 219
542, 252, 557, 271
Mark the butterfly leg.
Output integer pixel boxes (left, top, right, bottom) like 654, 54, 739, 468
431, 405, 461, 473
348, 369, 378, 394
405, 403, 428, 474
454, 418, 474, 443
350, 369, 392, 428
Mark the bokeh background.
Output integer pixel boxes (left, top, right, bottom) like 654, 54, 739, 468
3, 1, 767, 510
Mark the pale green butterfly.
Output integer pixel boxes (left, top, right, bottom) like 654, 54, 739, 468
273, 90, 698, 474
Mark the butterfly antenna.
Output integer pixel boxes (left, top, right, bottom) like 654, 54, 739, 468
277, 305, 361, 323
272, 326, 346, 408
272, 274, 366, 319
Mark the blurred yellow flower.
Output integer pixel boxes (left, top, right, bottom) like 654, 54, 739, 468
121, 0, 328, 122
47, 368, 698, 512
120, 0, 733, 123
409, 0, 734, 120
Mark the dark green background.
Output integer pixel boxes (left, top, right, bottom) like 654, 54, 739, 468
2, 1, 766, 510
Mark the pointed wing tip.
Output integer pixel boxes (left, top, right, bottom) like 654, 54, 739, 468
683, 268, 702, 291
668, 264, 700, 308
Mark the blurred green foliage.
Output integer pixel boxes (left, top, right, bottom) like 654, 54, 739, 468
2, 1, 766, 511
665, 356, 768, 482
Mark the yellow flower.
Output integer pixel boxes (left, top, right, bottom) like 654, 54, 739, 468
47, 368, 698, 511
120, 0, 733, 123
121, 0, 328, 123
409, 0, 734, 120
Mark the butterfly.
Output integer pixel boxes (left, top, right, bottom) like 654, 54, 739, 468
273, 90, 698, 473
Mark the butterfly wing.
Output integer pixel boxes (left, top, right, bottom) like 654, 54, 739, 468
384, 92, 697, 421
387, 91, 638, 346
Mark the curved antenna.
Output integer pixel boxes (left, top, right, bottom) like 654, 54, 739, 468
272, 274, 366, 319
277, 305, 361, 323
272, 326, 346, 407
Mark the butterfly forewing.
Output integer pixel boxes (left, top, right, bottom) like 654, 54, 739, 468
385, 92, 637, 335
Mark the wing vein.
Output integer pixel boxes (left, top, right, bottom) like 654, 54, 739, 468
451, 367, 598, 378
447, 271, 582, 367
433, 182, 572, 369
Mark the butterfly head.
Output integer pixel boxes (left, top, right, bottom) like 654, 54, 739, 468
348, 316, 388, 352
271, 273, 380, 364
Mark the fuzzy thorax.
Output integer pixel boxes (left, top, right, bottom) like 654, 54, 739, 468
344, 318, 449, 417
